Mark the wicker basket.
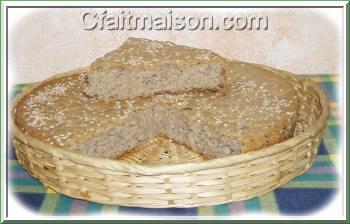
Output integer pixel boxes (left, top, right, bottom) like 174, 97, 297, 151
10, 64, 329, 208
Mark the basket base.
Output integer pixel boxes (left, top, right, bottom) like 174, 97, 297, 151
119, 136, 206, 165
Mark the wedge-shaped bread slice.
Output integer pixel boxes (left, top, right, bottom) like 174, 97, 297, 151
85, 38, 225, 100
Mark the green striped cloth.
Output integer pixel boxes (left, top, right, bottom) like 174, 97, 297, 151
9, 74, 339, 216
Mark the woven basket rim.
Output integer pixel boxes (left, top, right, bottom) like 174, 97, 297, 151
10, 63, 330, 176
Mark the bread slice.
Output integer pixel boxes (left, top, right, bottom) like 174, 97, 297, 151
85, 38, 225, 100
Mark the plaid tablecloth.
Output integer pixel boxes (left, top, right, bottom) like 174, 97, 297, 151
8, 75, 340, 216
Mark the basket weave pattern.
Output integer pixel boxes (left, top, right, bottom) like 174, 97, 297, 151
11, 66, 329, 208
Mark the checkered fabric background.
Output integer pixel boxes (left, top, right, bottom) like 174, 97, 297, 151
8, 75, 340, 216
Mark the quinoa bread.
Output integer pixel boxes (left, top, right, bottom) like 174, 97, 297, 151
13, 41, 300, 159
85, 38, 225, 100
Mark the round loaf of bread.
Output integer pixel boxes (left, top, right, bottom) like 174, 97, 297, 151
13, 60, 299, 159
